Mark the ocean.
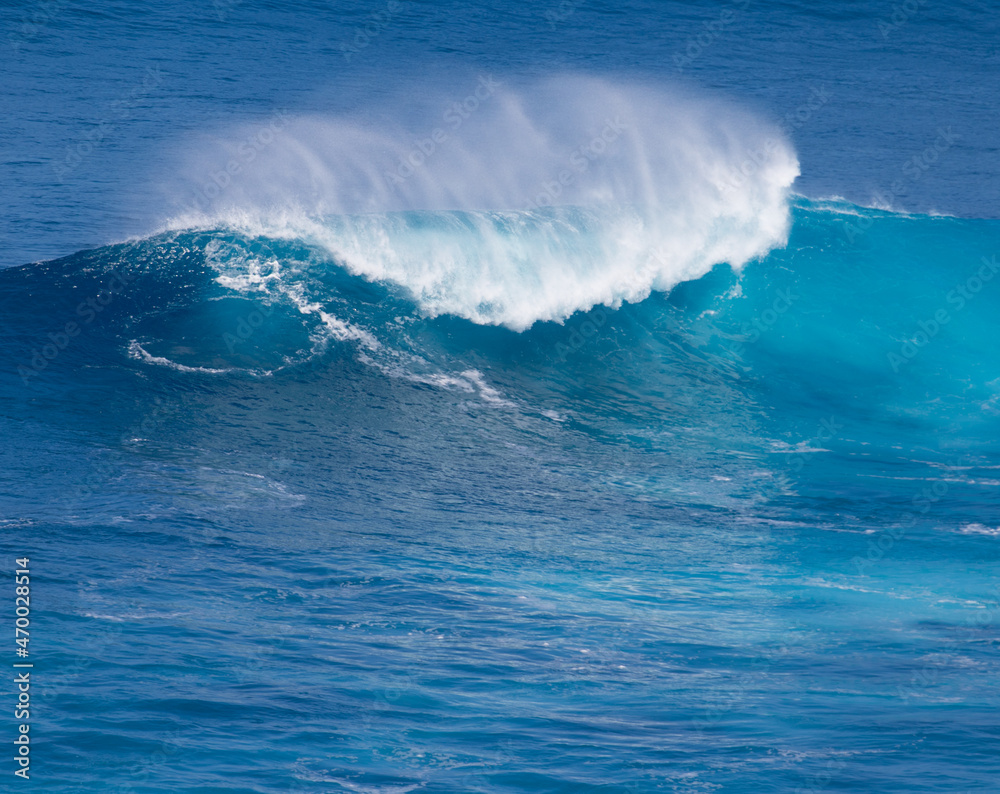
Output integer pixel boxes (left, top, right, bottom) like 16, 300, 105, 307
2, 1, 999, 791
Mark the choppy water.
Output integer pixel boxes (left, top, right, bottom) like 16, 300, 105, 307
2, 1, 1000, 792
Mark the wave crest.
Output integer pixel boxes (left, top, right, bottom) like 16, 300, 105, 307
165, 75, 799, 329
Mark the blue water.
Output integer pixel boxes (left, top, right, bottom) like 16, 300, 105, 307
3, 2, 1000, 792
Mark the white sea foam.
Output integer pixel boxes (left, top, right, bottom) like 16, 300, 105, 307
960, 523, 1000, 537
128, 340, 279, 377
203, 238, 381, 353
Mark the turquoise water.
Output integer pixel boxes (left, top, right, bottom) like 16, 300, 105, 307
3, 199, 1000, 791
3, 1, 1000, 791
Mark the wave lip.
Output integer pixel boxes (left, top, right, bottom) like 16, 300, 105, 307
165, 76, 799, 329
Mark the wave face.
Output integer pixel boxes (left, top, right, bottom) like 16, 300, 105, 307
6, 199, 1000, 424
163, 76, 798, 329
4, 143, 1000, 794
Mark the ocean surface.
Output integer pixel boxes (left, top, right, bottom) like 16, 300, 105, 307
2, 1, 1000, 792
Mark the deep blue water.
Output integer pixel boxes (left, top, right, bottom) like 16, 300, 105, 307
2, 2, 1000, 792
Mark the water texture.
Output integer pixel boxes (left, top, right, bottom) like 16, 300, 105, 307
2, 1, 999, 792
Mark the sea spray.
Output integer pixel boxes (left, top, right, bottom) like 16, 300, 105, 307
163, 75, 799, 329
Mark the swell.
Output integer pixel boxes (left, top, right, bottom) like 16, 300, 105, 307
2, 201, 998, 440
3, 200, 1000, 542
